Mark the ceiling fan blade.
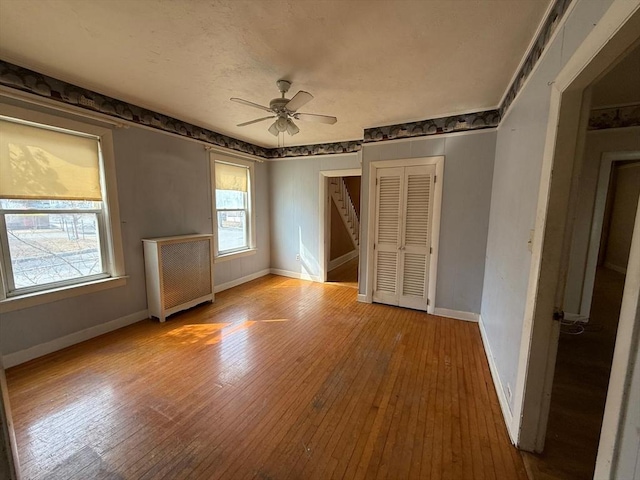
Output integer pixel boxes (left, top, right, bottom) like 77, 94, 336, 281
268, 121, 279, 136
285, 91, 313, 112
294, 113, 337, 125
237, 116, 274, 127
230, 97, 273, 113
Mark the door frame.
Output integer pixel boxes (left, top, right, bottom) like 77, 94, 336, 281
319, 169, 362, 282
365, 156, 444, 314
512, 0, 640, 463
579, 151, 640, 317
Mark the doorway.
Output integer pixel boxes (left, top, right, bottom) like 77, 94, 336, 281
319, 169, 362, 286
513, 5, 640, 478
327, 175, 361, 288
522, 154, 640, 478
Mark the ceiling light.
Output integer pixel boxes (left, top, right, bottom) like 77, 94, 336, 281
275, 116, 288, 132
268, 121, 279, 136
286, 119, 300, 136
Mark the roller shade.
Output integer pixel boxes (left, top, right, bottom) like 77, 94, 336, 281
0, 119, 102, 201
215, 162, 247, 192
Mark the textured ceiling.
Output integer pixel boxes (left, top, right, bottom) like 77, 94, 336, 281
0, 0, 551, 147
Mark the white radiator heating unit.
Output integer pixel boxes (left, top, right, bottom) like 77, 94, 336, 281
142, 234, 214, 322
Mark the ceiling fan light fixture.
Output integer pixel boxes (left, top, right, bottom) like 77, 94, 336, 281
268, 121, 279, 136
231, 80, 337, 138
286, 118, 300, 136
275, 116, 288, 132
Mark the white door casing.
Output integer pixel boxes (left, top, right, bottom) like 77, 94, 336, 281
372, 164, 436, 311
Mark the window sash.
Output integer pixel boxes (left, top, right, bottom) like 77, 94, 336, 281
212, 156, 255, 259
0, 208, 109, 295
215, 207, 249, 255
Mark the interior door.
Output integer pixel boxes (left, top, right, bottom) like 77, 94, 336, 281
372, 167, 403, 306
373, 164, 435, 311
399, 165, 435, 309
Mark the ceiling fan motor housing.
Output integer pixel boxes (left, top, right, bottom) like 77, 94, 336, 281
269, 97, 290, 114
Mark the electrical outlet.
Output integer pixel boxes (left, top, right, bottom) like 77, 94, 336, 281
296, 254, 300, 261
506, 383, 512, 401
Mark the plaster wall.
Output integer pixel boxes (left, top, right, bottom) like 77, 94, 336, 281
480, 0, 615, 412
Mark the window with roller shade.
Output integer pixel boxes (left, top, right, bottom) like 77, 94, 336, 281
214, 159, 254, 256
0, 116, 111, 294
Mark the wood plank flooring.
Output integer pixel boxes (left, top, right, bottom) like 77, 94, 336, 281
326, 256, 359, 288
6, 274, 526, 480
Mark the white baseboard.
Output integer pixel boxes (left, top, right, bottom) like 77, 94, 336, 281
214, 269, 271, 293
357, 294, 371, 303
2, 309, 149, 368
604, 262, 627, 275
433, 307, 479, 322
328, 250, 358, 272
270, 268, 322, 283
478, 315, 516, 444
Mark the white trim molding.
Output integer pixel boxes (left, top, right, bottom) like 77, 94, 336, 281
328, 250, 359, 272
0, 276, 127, 313
214, 269, 270, 293
2, 309, 149, 368
269, 268, 322, 283
595, 189, 640, 480
479, 315, 516, 444
433, 308, 479, 323
357, 293, 370, 303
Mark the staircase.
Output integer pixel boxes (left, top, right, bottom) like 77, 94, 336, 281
329, 177, 360, 248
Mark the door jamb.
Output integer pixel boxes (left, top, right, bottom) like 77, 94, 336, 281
318, 169, 362, 282
366, 156, 444, 314
579, 151, 640, 317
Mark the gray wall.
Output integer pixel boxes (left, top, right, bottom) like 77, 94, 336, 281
480, 0, 614, 412
269, 154, 361, 279
564, 129, 640, 313
359, 130, 496, 313
0, 102, 270, 356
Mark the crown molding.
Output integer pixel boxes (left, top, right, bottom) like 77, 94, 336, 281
363, 110, 500, 143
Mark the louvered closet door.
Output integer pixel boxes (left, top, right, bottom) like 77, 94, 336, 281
373, 167, 404, 306
373, 164, 436, 311
398, 165, 435, 310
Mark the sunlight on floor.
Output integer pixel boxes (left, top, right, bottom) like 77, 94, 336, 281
162, 319, 290, 345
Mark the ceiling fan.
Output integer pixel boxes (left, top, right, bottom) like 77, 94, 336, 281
231, 79, 337, 136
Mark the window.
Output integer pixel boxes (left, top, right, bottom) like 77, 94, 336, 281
212, 156, 255, 258
0, 107, 125, 305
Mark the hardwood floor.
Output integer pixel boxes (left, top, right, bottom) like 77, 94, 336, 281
326, 256, 359, 288
7, 274, 526, 480
521, 267, 625, 480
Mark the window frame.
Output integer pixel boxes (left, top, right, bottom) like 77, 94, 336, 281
210, 154, 256, 261
0, 104, 126, 312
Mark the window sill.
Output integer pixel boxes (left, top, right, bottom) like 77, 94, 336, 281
215, 248, 257, 263
0, 276, 128, 313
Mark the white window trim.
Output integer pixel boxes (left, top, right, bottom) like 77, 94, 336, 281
210, 153, 256, 262
0, 104, 126, 310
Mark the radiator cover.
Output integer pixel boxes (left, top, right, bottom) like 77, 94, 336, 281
143, 234, 214, 322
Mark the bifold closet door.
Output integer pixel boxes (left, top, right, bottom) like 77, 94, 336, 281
373, 164, 436, 311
